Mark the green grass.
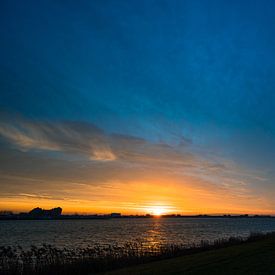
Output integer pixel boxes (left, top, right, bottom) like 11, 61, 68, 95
105, 234, 275, 275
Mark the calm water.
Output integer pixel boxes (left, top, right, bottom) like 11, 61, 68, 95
0, 218, 275, 249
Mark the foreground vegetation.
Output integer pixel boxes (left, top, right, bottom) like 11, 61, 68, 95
0, 232, 274, 274
107, 232, 275, 275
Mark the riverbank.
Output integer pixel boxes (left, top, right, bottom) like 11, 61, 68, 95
105, 232, 275, 274
1, 232, 275, 274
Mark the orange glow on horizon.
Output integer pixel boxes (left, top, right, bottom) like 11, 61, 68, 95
150, 206, 167, 216
1, 177, 274, 216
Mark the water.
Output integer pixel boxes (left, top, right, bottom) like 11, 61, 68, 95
0, 218, 275, 249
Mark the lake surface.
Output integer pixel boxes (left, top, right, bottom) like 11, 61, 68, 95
1, 218, 275, 249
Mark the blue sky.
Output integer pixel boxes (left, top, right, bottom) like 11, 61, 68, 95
0, 0, 275, 214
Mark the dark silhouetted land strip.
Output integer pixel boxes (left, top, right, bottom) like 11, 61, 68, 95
105, 233, 275, 275
1, 207, 274, 220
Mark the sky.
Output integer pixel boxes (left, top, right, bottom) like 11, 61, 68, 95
0, 0, 275, 215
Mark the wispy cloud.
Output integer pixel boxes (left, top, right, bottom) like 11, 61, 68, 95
0, 114, 116, 161
0, 114, 200, 167
0, 113, 273, 214
0, 114, 229, 176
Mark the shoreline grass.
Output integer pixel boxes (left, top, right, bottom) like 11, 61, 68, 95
0, 232, 274, 274
106, 231, 275, 275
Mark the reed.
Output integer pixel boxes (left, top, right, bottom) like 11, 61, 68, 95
0, 232, 274, 275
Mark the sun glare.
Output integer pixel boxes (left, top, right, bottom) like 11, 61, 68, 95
150, 206, 167, 216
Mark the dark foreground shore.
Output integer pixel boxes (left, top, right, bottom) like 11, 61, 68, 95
1, 232, 275, 274
105, 233, 275, 275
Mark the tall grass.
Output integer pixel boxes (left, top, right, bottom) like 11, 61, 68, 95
0, 232, 274, 275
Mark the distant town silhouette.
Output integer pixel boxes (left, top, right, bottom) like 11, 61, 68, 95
0, 208, 273, 220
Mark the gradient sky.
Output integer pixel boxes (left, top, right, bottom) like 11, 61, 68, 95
1, 0, 275, 214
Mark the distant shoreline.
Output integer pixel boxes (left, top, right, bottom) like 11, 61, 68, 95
0, 214, 275, 221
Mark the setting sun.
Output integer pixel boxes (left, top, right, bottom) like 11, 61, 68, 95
148, 206, 168, 216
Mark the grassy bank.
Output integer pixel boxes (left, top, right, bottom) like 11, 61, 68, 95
106, 233, 275, 275
1, 232, 274, 274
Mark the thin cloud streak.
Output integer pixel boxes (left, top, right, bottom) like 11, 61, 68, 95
0, 114, 273, 214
